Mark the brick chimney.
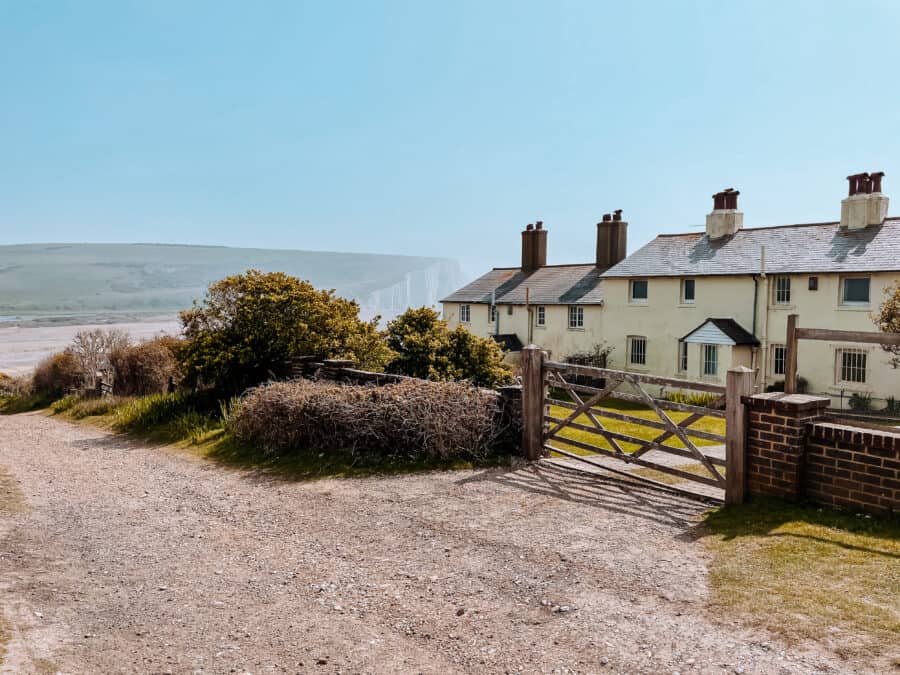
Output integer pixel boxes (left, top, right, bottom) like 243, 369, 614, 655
596, 210, 628, 269
521, 221, 548, 273
841, 172, 889, 229
706, 188, 743, 239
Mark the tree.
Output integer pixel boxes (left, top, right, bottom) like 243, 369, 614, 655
875, 280, 900, 367
70, 329, 130, 388
385, 307, 512, 387
179, 270, 394, 393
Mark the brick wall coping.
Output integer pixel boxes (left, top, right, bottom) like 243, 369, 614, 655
808, 421, 900, 451
744, 392, 831, 412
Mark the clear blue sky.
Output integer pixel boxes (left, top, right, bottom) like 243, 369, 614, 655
2, 1, 899, 278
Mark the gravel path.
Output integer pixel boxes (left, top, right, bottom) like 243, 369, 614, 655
0, 413, 869, 674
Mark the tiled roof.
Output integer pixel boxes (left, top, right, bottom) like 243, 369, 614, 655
682, 318, 760, 346
602, 218, 900, 278
441, 264, 605, 305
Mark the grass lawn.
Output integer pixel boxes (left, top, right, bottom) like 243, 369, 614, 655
700, 499, 900, 663
548, 397, 726, 455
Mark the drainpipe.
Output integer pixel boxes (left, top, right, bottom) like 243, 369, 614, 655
526, 287, 533, 344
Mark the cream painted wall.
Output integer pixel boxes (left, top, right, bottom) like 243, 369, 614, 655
442, 302, 605, 360
604, 272, 900, 402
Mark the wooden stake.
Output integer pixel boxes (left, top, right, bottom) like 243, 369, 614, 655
725, 366, 754, 505
521, 344, 545, 461
785, 313, 799, 394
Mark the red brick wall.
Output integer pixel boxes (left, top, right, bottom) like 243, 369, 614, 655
805, 423, 900, 515
745, 393, 899, 516
745, 394, 830, 500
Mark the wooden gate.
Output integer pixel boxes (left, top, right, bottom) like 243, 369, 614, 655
521, 346, 753, 503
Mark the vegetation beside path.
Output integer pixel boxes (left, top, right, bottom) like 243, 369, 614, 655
700, 499, 900, 664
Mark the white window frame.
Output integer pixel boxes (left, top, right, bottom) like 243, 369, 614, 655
773, 276, 791, 305
629, 279, 649, 304
678, 340, 688, 372
840, 276, 871, 307
567, 305, 584, 330
459, 304, 471, 323
702, 344, 718, 377
535, 305, 546, 327
836, 348, 867, 384
772, 344, 786, 376
628, 336, 647, 366
681, 279, 695, 304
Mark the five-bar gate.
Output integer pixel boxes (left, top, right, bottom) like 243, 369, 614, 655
521, 346, 753, 503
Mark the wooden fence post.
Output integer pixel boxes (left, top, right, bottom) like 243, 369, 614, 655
785, 313, 799, 394
725, 366, 754, 505
521, 344, 546, 461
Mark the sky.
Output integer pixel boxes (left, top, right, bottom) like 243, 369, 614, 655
1, 0, 899, 279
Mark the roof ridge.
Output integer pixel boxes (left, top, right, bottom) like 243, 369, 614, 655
657, 217, 900, 238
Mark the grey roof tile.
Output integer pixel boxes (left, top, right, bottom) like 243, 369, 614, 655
682, 318, 760, 346
603, 218, 900, 277
441, 264, 605, 305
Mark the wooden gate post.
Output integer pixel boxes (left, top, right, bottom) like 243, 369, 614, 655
521, 345, 546, 461
785, 313, 799, 394
725, 366, 754, 505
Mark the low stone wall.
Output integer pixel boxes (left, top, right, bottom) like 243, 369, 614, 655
745, 392, 899, 515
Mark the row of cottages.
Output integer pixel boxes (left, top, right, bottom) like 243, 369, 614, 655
441, 171, 900, 404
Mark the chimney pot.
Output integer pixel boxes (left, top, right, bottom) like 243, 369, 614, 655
526, 223, 534, 231
613, 209, 622, 222
602, 213, 612, 222
535, 220, 543, 230
872, 171, 885, 193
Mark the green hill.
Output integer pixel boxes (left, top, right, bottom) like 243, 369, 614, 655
0, 243, 462, 324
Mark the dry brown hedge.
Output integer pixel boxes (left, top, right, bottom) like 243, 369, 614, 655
32, 351, 84, 397
229, 378, 505, 461
110, 337, 182, 396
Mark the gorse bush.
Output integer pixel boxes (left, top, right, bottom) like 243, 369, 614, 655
385, 307, 512, 387
179, 270, 394, 394
110, 337, 182, 396
32, 351, 84, 397
229, 379, 505, 461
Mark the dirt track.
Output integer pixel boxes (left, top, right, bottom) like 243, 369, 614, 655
0, 413, 871, 674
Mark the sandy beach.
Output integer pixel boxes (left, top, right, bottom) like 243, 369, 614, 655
0, 318, 181, 376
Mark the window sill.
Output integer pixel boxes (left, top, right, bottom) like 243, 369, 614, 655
836, 305, 871, 311
567, 327, 585, 332
534, 325, 546, 330
627, 364, 649, 372
769, 304, 796, 311
677, 303, 696, 308
628, 301, 649, 306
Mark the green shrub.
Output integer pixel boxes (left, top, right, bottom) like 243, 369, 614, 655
109, 337, 182, 396
32, 351, 85, 398
848, 392, 873, 412
385, 307, 512, 387
229, 378, 505, 461
884, 396, 900, 416
764, 376, 809, 394
179, 270, 393, 394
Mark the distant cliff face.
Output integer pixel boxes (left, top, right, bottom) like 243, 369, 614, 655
0, 243, 464, 324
